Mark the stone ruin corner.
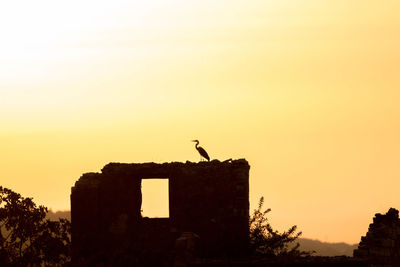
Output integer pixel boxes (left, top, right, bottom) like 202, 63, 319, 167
354, 207, 400, 266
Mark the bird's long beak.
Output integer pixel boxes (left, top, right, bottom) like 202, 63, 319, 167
191, 140, 196, 142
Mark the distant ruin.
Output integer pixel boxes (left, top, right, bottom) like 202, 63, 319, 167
71, 159, 250, 264
354, 208, 400, 266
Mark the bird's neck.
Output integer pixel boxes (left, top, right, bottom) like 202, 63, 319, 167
195, 142, 199, 148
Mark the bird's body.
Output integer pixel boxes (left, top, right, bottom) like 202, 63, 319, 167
192, 140, 210, 161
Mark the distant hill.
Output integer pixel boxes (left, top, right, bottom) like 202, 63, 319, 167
44, 210, 358, 256
47, 210, 71, 221
298, 238, 358, 256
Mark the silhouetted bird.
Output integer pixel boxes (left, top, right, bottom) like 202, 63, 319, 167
192, 140, 210, 161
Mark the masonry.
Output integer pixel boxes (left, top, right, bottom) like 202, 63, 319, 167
71, 159, 250, 263
354, 208, 400, 266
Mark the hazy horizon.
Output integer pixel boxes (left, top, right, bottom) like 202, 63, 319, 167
2, 0, 400, 244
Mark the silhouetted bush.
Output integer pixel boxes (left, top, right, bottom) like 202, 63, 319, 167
0, 186, 71, 266
249, 197, 310, 257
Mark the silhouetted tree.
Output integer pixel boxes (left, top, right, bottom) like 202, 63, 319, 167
0, 186, 71, 266
249, 197, 309, 257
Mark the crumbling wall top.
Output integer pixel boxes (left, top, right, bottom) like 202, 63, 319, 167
73, 159, 249, 190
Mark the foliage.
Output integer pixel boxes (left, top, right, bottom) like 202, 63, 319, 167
0, 186, 71, 266
249, 196, 310, 257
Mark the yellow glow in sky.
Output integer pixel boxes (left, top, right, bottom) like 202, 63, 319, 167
1, 0, 400, 244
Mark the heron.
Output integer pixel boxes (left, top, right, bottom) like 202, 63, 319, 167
191, 140, 210, 161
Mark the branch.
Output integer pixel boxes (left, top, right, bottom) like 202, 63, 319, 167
4, 229, 13, 243
0, 218, 8, 229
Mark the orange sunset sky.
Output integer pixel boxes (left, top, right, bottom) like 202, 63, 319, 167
1, 1, 400, 244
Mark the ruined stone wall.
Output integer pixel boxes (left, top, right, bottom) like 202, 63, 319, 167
354, 208, 400, 266
71, 159, 250, 263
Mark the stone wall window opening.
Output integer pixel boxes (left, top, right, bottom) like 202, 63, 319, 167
141, 178, 169, 218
